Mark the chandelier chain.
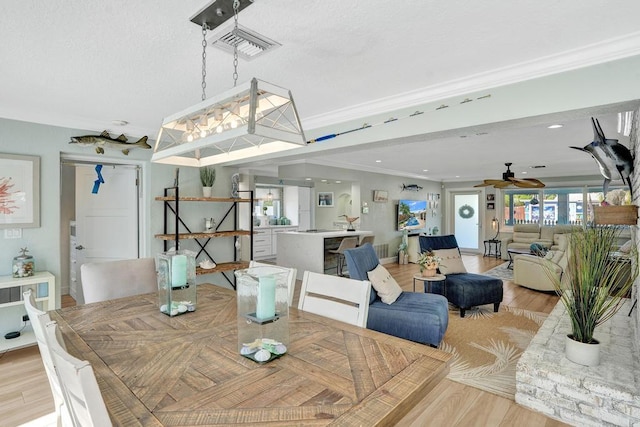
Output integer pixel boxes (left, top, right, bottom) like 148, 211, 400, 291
201, 24, 208, 101
232, 0, 240, 87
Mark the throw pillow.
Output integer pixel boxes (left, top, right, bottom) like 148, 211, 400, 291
432, 248, 467, 274
367, 264, 402, 304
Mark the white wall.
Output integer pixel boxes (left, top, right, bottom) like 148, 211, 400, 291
0, 118, 239, 336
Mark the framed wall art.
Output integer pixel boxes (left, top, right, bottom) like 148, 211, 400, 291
0, 153, 40, 228
317, 192, 334, 207
486, 202, 495, 210
373, 190, 388, 203
486, 194, 495, 201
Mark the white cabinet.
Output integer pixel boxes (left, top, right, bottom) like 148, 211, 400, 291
251, 227, 299, 260
407, 236, 420, 263
0, 271, 56, 352
253, 229, 272, 259
298, 187, 312, 231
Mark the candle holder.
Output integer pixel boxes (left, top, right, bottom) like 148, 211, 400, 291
235, 266, 290, 363
156, 250, 197, 316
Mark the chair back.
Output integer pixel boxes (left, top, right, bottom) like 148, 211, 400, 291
81, 258, 157, 304
45, 321, 112, 427
249, 261, 297, 306
419, 235, 460, 253
343, 243, 380, 281
23, 290, 70, 424
298, 271, 371, 327
358, 235, 375, 246
334, 236, 358, 253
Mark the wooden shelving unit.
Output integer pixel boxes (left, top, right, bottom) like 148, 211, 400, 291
155, 188, 255, 289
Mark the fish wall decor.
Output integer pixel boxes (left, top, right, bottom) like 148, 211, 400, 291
401, 184, 423, 192
70, 131, 151, 155
570, 117, 634, 197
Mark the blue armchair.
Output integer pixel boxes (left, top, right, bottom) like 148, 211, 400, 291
419, 235, 503, 317
343, 244, 448, 347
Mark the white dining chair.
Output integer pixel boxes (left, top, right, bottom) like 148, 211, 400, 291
248, 261, 297, 307
81, 258, 157, 304
44, 321, 112, 427
298, 271, 371, 327
23, 289, 72, 427
328, 237, 359, 276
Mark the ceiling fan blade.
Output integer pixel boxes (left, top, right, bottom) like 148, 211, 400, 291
494, 181, 512, 188
474, 179, 507, 188
509, 177, 546, 188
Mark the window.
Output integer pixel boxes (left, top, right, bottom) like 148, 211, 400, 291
502, 186, 629, 226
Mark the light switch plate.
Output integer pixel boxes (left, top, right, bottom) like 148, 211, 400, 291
4, 229, 22, 239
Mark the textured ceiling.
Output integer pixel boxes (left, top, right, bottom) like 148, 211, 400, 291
1, 0, 640, 182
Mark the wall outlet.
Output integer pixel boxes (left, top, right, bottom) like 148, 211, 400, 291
4, 228, 22, 239
22, 314, 29, 322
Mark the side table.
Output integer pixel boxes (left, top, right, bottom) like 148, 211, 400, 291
483, 239, 501, 258
413, 274, 447, 296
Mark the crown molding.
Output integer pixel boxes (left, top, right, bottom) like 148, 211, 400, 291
304, 32, 640, 130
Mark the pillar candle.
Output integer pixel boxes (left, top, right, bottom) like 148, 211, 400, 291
171, 254, 187, 288
256, 275, 276, 319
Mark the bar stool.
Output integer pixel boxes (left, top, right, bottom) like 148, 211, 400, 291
329, 237, 358, 276
358, 235, 375, 247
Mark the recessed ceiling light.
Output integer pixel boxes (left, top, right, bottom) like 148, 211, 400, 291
305, 178, 312, 181
335, 181, 341, 184
111, 120, 129, 126
321, 179, 327, 182
455, 175, 460, 178
547, 124, 563, 129
375, 160, 382, 163
522, 171, 528, 174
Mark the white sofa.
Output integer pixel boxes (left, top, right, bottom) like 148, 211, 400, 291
500, 224, 578, 261
512, 234, 569, 291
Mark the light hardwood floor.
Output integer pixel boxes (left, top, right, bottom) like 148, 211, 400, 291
1, 255, 567, 426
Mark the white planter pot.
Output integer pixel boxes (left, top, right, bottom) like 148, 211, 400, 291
202, 187, 212, 198
565, 334, 600, 366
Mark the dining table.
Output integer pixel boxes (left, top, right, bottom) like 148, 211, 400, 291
50, 283, 452, 426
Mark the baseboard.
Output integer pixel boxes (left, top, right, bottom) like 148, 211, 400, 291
380, 257, 397, 265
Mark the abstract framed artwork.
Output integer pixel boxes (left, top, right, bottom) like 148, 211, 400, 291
0, 154, 40, 228
317, 192, 334, 207
486, 194, 495, 201
373, 190, 388, 203
486, 202, 495, 210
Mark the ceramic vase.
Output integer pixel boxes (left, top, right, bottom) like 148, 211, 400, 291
565, 334, 599, 366
202, 186, 212, 197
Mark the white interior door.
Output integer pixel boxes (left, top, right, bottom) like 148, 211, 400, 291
452, 192, 481, 252
74, 165, 139, 303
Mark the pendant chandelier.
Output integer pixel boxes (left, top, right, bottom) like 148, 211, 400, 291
151, 0, 305, 167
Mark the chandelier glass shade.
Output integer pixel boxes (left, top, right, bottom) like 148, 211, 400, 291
152, 78, 305, 167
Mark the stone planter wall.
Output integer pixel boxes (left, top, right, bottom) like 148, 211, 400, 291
516, 299, 640, 426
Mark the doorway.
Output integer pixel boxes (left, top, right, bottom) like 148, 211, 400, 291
60, 156, 145, 303
450, 191, 481, 252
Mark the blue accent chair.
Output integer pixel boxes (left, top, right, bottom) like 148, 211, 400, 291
419, 235, 503, 317
343, 244, 448, 347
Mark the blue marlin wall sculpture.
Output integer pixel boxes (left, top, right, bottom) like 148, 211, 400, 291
570, 117, 634, 198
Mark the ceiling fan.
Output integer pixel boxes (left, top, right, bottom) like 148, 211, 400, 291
474, 163, 545, 189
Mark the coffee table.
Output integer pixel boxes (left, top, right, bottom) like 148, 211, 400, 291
507, 248, 531, 269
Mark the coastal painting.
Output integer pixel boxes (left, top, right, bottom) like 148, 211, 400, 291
0, 154, 40, 228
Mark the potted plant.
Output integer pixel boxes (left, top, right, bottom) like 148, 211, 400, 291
547, 225, 637, 366
417, 251, 442, 277
200, 167, 216, 197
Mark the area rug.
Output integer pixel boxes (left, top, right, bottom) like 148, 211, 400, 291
438, 304, 547, 400
483, 261, 513, 281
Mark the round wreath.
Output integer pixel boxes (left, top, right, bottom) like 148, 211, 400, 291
458, 204, 475, 219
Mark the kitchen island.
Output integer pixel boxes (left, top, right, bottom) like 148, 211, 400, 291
277, 230, 373, 279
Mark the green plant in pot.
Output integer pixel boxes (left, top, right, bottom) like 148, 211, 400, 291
547, 225, 637, 366
200, 167, 216, 197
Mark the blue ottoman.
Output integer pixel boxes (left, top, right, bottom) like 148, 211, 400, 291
430, 273, 503, 317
